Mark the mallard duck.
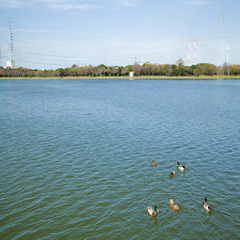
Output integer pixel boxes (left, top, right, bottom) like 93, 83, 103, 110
204, 197, 211, 211
170, 171, 176, 177
176, 162, 185, 171
169, 199, 179, 210
147, 205, 159, 216
150, 160, 157, 167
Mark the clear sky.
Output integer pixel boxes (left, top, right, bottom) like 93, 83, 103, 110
0, 0, 239, 69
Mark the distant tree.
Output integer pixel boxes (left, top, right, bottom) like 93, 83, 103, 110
222, 62, 230, 75
110, 67, 117, 76
186, 66, 193, 76
210, 64, 217, 75
98, 64, 107, 69
126, 65, 133, 72
166, 64, 173, 76
88, 66, 95, 76
93, 66, 99, 76
231, 64, 240, 75
1, 61, 239, 78
140, 66, 145, 75
79, 67, 88, 76
175, 58, 186, 76
153, 65, 159, 75
104, 68, 111, 76
195, 64, 203, 75
122, 66, 130, 76
202, 64, 211, 75
193, 69, 200, 77
133, 64, 141, 76
176, 58, 184, 67
144, 63, 153, 75
56, 68, 65, 77
172, 64, 179, 76
158, 65, 165, 76
117, 67, 122, 76
0, 67, 5, 77
66, 66, 77, 76
71, 64, 78, 69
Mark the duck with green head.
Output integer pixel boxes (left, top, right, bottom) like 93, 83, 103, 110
147, 205, 159, 216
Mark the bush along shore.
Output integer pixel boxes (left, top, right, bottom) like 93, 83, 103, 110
1, 60, 240, 79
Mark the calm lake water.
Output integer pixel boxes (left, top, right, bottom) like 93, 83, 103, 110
0, 79, 240, 239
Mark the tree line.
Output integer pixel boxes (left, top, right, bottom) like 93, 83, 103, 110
0, 60, 240, 78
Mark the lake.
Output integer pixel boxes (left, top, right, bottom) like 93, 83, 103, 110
0, 79, 239, 239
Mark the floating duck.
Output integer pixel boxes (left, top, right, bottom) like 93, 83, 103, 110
204, 197, 211, 211
150, 160, 157, 167
176, 162, 185, 171
170, 171, 176, 177
169, 199, 179, 210
147, 205, 159, 216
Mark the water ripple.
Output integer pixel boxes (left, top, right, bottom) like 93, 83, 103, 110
0, 79, 240, 239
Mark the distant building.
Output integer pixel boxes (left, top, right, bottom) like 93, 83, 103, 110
6, 60, 15, 68
129, 71, 135, 77
137, 61, 150, 66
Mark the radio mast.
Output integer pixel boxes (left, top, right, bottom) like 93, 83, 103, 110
193, 37, 197, 64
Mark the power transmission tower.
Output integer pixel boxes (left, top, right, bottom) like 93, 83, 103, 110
6, 18, 15, 68
218, 10, 224, 68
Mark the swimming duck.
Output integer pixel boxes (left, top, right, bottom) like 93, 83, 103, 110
169, 199, 179, 210
176, 162, 185, 171
170, 171, 176, 177
150, 160, 157, 167
204, 197, 211, 211
147, 205, 159, 216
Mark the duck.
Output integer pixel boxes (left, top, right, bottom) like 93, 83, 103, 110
204, 197, 211, 211
150, 160, 157, 167
170, 171, 176, 177
169, 199, 179, 210
176, 161, 185, 171
147, 205, 159, 216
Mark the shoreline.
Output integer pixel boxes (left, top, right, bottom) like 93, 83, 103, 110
1, 75, 240, 80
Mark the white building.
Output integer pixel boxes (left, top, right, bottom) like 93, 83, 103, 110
129, 71, 135, 77
6, 60, 15, 68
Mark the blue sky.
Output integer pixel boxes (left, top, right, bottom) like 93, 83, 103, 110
0, 0, 239, 69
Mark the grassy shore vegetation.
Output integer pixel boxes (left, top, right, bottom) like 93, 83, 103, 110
1, 59, 240, 79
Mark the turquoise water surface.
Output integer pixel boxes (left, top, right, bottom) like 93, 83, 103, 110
0, 79, 240, 239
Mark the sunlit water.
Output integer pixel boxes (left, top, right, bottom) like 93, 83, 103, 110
0, 79, 239, 239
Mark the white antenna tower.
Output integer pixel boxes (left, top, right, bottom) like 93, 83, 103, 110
193, 37, 197, 64
218, 10, 224, 67
6, 19, 15, 68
